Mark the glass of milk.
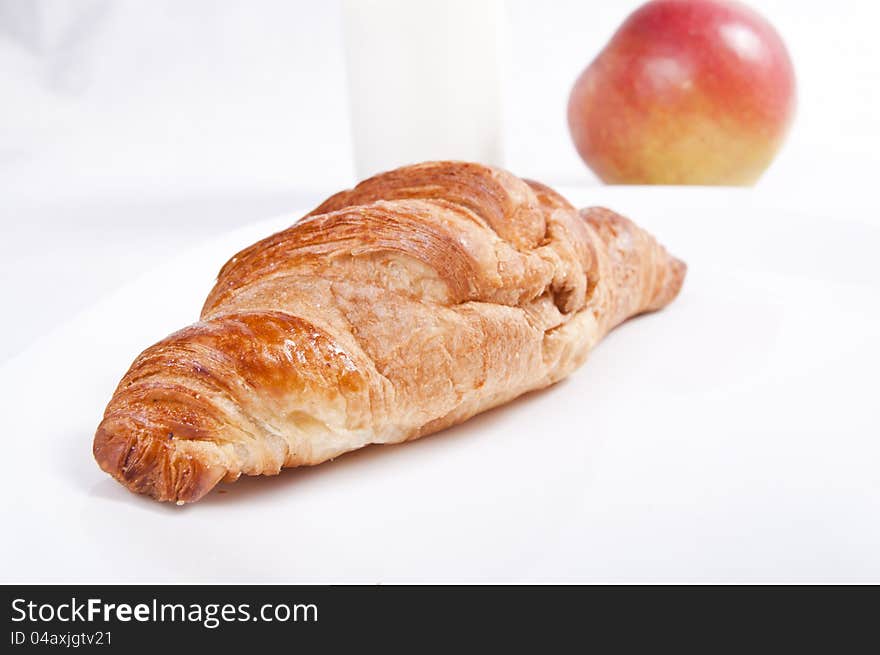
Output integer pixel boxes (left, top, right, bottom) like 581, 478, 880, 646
342, 0, 506, 178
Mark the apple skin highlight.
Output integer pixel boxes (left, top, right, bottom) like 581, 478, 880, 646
568, 0, 796, 185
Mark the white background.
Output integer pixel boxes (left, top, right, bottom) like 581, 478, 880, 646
2, 0, 880, 362
2, 1, 880, 583
5, 0, 880, 195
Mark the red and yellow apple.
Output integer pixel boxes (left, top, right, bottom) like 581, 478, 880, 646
567, 0, 796, 185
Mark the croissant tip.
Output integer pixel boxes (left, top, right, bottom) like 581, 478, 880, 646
658, 254, 687, 309
93, 418, 226, 504
672, 255, 687, 282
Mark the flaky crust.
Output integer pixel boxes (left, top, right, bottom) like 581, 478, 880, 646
94, 162, 686, 503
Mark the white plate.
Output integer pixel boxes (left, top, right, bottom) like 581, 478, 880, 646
2, 187, 879, 583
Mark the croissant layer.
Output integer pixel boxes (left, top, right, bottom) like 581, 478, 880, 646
94, 162, 685, 503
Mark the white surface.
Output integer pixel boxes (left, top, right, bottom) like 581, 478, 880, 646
0, 189, 327, 364
2, 0, 880, 583
1, 187, 878, 583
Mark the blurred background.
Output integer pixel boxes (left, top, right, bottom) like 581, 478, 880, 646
2, 0, 879, 362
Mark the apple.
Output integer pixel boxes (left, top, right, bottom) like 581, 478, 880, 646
567, 0, 796, 185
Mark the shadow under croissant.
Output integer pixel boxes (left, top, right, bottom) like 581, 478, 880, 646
188, 379, 570, 508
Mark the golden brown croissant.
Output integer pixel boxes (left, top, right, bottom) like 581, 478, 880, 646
94, 162, 686, 504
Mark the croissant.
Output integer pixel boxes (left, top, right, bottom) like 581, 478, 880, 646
94, 162, 685, 504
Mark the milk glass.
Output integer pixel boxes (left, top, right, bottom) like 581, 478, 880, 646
342, 0, 506, 178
